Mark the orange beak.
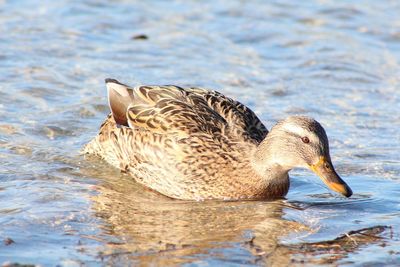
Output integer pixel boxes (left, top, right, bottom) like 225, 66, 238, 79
310, 156, 352, 197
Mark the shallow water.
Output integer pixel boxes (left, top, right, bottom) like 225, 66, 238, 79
1, 0, 400, 265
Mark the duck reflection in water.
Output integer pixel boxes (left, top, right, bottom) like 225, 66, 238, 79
89, 170, 308, 266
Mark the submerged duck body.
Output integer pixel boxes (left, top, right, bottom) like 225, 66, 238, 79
83, 79, 352, 200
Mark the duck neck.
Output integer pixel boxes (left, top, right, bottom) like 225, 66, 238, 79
251, 138, 291, 185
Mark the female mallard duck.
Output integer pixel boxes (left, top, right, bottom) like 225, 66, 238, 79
84, 79, 352, 200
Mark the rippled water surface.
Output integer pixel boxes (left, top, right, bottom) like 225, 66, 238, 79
1, 0, 400, 266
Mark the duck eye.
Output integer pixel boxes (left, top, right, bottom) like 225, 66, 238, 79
301, 136, 310, 144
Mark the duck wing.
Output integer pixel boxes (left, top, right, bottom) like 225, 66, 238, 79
107, 79, 227, 138
186, 88, 268, 143
107, 79, 267, 143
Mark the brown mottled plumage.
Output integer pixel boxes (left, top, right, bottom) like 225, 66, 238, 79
83, 79, 352, 200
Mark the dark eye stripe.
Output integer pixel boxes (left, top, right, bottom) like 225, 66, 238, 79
284, 130, 312, 144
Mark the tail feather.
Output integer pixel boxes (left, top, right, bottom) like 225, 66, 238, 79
106, 78, 135, 126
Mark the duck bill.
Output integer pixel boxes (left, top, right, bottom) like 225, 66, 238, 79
310, 157, 353, 197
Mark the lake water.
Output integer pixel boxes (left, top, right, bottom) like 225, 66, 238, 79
1, 0, 400, 266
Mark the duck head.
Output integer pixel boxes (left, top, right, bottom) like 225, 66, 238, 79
256, 116, 352, 197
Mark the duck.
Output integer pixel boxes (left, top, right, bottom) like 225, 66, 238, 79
83, 78, 352, 200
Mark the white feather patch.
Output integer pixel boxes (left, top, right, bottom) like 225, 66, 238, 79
281, 122, 320, 144
106, 82, 130, 97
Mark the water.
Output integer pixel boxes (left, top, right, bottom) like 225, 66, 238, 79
1, 0, 400, 265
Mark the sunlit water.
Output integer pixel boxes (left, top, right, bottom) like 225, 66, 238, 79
1, 0, 400, 266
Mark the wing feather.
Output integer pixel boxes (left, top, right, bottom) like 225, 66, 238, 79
106, 79, 267, 143
187, 88, 268, 143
